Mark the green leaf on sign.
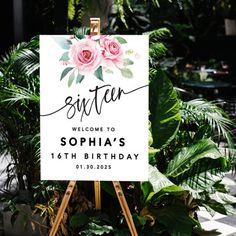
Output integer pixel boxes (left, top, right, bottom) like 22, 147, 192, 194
105, 69, 114, 74
52, 37, 71, 50
68, 70, 75, 87
125, 49, 134, 55
59, 52, 69, 61
94, 66, 103, 81
123, 58, 134, 66
76, 71, 84, 84
60, 67, 73, 81
114, 36, 127, 44
120, 68, 133, 78
75, 34, 85, 40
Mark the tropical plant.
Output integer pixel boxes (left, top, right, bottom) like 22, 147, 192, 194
180, 99, 235, 149
142, 27, 236, 235
0, 36, 40, 191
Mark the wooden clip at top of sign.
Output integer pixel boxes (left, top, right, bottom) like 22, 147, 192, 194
90, 18, 100, 36
49, 180, 76, 236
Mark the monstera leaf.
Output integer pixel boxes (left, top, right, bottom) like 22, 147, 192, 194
149, 69, 180, 150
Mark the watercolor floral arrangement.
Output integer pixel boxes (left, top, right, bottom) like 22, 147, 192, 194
53, 35, 136, 87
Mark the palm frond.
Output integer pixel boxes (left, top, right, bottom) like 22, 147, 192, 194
2, 86, 39, 105
0, 42, 27, 74
0, 36, 39, 78
180, 99, 235, 151
32, 133, 40, 161
12, 37, 39, 76
12, 48, 39, 76
68, 0, 76, 20
145, 27, 172, 43
114, 0, 128, 28
149, 42, 168, 64
146, 28, 172, 66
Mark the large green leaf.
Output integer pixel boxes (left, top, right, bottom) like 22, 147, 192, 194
166, 139, 223, 178
79, 222, 113, 236
149, 69, 180, 150
209, 192, 236, 205
203, 202, 236, 216
141, 165, 185, 204
151, 203, 198, 236
179, 154, 227, 196
181, 170, 225, 194
148, 165, 174, 193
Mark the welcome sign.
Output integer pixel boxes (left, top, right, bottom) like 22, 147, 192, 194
40, 35, 149, 181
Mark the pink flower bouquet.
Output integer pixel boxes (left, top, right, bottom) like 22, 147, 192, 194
53, 35, 135, 87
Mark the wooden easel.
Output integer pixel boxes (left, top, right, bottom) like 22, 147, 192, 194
49, 18, 138, 236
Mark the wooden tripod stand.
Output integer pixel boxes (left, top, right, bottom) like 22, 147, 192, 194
49, 18, 138, 236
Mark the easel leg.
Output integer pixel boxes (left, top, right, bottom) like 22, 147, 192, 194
113, 181, 138, 236
49, 181, 76, 236
94, 180, 101, 210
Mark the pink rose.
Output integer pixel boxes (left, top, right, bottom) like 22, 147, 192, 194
69, 38, 102, 75
100, 37, 123, 68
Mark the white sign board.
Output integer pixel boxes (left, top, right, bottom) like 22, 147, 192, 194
40, 35, 149, 181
